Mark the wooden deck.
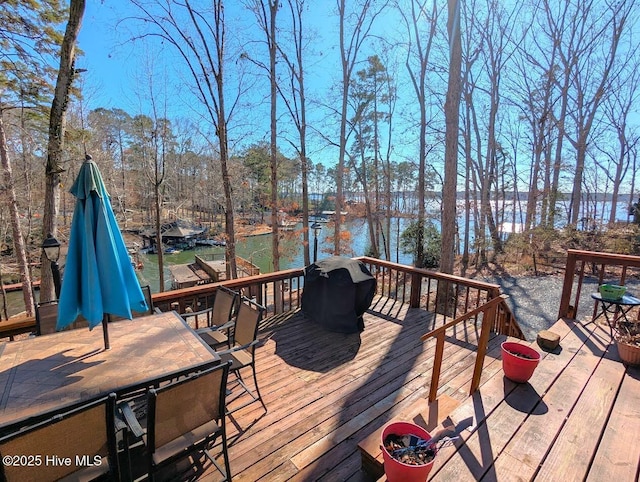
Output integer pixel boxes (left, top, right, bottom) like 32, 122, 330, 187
181, 296, 503, 481
426, 315, 640, 481
168, 295, 640, 481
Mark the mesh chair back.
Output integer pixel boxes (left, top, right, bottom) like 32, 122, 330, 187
149, 365, 227, 450
182, 287, 238, 330
139, 285, 154, 316
233, 299, 263, 349
35, 301, 59, 335
211, 287, 238, 327
0, 395, 116, 482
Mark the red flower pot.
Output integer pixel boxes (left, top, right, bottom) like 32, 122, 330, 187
381, 422, 436, 482
501, 341, 540, 383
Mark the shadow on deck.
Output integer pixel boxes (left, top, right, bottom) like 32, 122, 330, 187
188, 296, 506, 481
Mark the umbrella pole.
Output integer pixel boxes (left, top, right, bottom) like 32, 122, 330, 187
103, 314, 111, 350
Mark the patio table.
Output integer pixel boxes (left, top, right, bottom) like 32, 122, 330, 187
0, 310, 219, 430
590, 292, 640, 336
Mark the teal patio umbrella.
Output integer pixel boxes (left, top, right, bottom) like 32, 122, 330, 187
57, 155, 148, 349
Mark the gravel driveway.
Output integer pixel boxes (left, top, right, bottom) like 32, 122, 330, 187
478, 274, 565, 340
476, 273, 640, 340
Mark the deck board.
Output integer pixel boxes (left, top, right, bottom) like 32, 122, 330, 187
190, 301, 640, 482
216, 298, 492, 481
587, 365, 640, 481
487, 320, 610, 481
535, 353, 623, 481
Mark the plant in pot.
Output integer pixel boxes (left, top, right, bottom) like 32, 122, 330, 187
381, 422, 437, 482
614, 321, 640, 366
501, 341, 541, 383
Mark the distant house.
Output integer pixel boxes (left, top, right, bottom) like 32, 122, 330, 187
141, 219, 208, 252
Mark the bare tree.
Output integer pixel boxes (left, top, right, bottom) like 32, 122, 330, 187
334, 0, 388, 255
440, 0, 462, 275
129, 0, 242, 278
550, 0, 635, 226
42, 0, 86, 303
278, 0, 311, 265
397, 0, 439, 268
0, 112, 36, 315
247, 0, 281, 270
597, 62, 640, 225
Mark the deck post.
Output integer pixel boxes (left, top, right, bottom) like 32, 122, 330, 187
409, 272, 422, 308
469, 300, 497, 394
558, 251, 577, 319
429, 330, 446, 402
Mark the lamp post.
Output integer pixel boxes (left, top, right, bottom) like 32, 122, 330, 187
42, 234, 61, 299
311, 222, 322, 263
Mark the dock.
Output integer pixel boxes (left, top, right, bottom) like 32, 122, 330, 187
169, 254, 260, 289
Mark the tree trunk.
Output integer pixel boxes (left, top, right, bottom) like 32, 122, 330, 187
0, 114, 35, 316
440, 0, 462, 276
335, 0, 348, 256
154, 182, 165, 291
269, 0, 280, 271
42, 0, 85, 303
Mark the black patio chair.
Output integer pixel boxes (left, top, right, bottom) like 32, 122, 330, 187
34, 300, 89, 335
191, 286, 240, 349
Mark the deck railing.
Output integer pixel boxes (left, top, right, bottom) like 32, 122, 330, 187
358, 258, 523, 338
151, 256, 524, 338
0, 257, 525, 340
421, 294, 509, 401
152, 268, 305, 318
558, 249, 640, 321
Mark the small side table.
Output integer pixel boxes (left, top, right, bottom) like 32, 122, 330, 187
590, 292, 640, 336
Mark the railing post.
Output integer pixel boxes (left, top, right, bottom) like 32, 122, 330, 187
469, 300, 497, 395
274, 280, 283, 314
558, 250, 577, 319
429, 330, 445, 402
409, 272, 421, 308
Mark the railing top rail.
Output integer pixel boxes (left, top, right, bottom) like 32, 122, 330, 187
420, 294, 509, 341
567, 249, 640, 267
152, 268, 304, 304
355, 256, 502, 292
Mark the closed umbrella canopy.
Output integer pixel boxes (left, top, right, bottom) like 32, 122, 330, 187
57, 156, 148, 348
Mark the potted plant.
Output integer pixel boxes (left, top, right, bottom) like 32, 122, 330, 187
501, 341, 541, 383
381, 421, 436, 482
614, 322, 640, 366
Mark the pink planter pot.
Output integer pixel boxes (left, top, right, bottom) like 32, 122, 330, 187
501, 341, 541, 383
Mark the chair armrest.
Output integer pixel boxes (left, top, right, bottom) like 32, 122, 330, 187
195, 320, 234, 335
117, 401, 145, 439
216, 339, 259, 355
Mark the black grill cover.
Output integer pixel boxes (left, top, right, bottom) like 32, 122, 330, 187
301, 256, 376, 333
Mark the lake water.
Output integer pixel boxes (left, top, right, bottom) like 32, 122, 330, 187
4, 198, 635, 317
3, 218, 413, 317
127, 196, 640, 293
135, 217, 416, 293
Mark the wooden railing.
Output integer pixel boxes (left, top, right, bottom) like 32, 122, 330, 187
558, 249, 640, 321
357, 258, 524, 339
154, 258, 522, 402
420, 294, 509, 401
151, 256, 524, 339
1, 256, 525, 341
152, 268, 305, 317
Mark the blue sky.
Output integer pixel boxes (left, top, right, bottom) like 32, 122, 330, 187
76, 1, 144, 110
76, 1, 344, 112
72, 1, 407, 167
